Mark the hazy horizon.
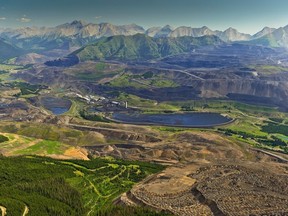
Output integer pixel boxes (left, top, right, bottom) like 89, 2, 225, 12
0, 0, 288, 34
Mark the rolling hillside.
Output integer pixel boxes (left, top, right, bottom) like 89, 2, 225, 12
73, 34, 224, 61
0, 39, 23, 62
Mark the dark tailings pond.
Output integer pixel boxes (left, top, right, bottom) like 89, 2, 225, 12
40, 97, 72, 115
112, 112, 232, 127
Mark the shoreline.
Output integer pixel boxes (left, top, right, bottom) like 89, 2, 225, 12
105, 112, 235, 128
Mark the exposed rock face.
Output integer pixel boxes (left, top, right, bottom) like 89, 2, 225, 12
1, 20, 145, 40
146, 27, 162, 37
146, 25, 174, 38
268, 25, 288, 47
102, 145, 114, 152
169, 26, 251, 42
0, 21, 146, 52
250, 25, 288, 47
252, 27, 276, 39
2, 20, 288, 57
217, 27, 251, 41
169, 26, 215, 38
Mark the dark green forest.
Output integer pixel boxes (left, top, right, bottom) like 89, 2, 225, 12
0, 156, 168, 216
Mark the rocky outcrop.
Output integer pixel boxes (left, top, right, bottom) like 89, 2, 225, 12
218, 27, 251, 41
252, 27, 276, 39
169, 26, 252, 42
146, 25, 174, 38
250, 25, 288, 47
169, 26, 215, 38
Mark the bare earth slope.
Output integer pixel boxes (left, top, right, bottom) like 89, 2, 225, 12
115, 131, 288, 216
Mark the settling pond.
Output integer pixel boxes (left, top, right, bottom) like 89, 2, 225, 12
40, 97, 72, 115
112, 112, 233, 127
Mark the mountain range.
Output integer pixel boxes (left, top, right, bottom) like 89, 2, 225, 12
0, 20, 273, 40
0, 38, 24, 61
250, 25, 288, 48
72, 34, 223, 61
0, 20, 145, 52
1, 20, 288, 63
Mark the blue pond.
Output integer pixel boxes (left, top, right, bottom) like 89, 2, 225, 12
112, 112, 232, 127
40, 97, 72, 115
49, 107, 70, 115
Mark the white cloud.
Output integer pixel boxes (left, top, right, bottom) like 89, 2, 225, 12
17, 17, 32, 23
94, 16, 102, 20
0, 17, 6, 21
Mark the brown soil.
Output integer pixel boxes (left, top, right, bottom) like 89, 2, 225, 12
63, 147, 89, 160
114, 131, 288, 216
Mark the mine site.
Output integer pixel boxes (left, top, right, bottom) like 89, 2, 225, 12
0, 0, 288, 215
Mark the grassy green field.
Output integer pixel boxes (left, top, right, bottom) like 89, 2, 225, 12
0, 156, 167, 216
14, 140, 65, 155
72, 70, 120, 81
250, 65, 288, 75
0, 123, 107, 146
0, 64, 22, 71
0, 64, 23, 81
7, 82, 47, 95
0, 132, 72, 156
109, 73, 178, 89
117, 93, 179, 111
63, 62, 124, 82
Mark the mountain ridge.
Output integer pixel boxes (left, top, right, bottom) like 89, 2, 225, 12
1, 20, 288, 63
72, 34, 224, 61
0, 38, 24, 61
1, 20, 286, 47
248, 25, 288, 47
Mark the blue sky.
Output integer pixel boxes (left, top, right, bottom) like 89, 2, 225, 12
0, 0, 288, 34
